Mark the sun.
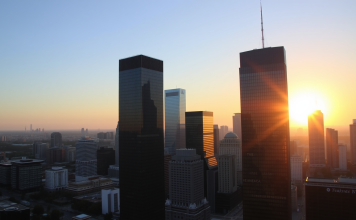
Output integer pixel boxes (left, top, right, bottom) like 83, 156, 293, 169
289, 91, 327, 126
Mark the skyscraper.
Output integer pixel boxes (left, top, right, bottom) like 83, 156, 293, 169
232, 113, 242, 140
186, 111, 216, 197
219, 125, 228, 141
165, 88, 186, 155
165, 149, 211, 220
81, 128, 85, 137
338, 144, 347, 170
119, 55, 164, 220
75, 137, 99, 181
325, 128, 338, 168
239, 47, 291, 220
350, 119, 356, 167
97, 147, 115, 175
308, 110, 326, 168
290, 140, 298, 156
50, 132, 62, 148
213, 124, 219, 155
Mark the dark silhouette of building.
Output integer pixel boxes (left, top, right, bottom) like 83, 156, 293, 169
326, 128, 338, 168
239, 47, 291, 220
232, 113, 242, 140
164, 153, 171, 199
349, 120, 356, 168
213, 124, 219, 155
309, 110, 326, 169
290, 140, 298, 156
119, 55, 164, 220
46, 147, 65, 164
50, 132, 62, 148
97, 147, 115, 175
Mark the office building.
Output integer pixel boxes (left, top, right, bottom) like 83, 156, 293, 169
219, 126, 228, 141
325, 128, 338, 168
239, 47, 291, 220
65, 176, 114, 195
308, 110, 326, 168
213, 125, 219, 155
46, 147, 65, 164
291, 154, 303, 195
0, 163, 12, 185
76, 137, 99, 181
119, 55, 164, 219
350, 119, 356, 166
165, 149, 210, 220
108, 123, 120, 179
186, 111, 216, 197
114, 122, 119, 166
85, 128, 89, 136
164, 153, 172, 198
165, 88, 186, 155
97, 132, 107, 139
11, 159, 43, 191
81, 128, 85, 137
51, 132, 62, 148
64, 146, 76, 162
45, 167, 68, 191
1, 136, 6, 142
338, 144, 347, 170
290, 140, 297, 156
232, 113, 242, 140
291, 185, 298, 211
219, 132, 242, 185
97, 147, 115, 175
102, 188, 120, 214
305, 177, 356, 220
32, 142, 48, 160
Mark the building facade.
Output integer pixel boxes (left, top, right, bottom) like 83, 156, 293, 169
11, 159, 43, 191
45, 167, 68, 191
219, 132, 242, 185
213, 125, 219, 155
239, 47, 291, 220
76, 137, 99, 181
32, 142, 48, 161
338, 144, 347, 170
305, 177, 356, 220
50, 132, 62, 148
219, 126, 228, 141
46, 147, 65, 164
326, 128, 338, 168
350, 119, 356, 166
232, 113, 242, 141
119, 55, 165, 220
165, 88, 186, 155
102, 188, 120, 214
217, 154, 237, 194
290, 140, 297, 156
308, 110, 326, 168
97, 147, 115, 175
165, 149, 210, 220
64, 146, 76, 162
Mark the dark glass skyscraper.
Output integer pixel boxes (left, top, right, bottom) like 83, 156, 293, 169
119, 55, 164, 220
239, 47, 291, 220
308, 110, 326, 168
325, 128, 338, 168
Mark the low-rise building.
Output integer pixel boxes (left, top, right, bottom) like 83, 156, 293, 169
65, 177, 114, 195
45, 167, 68, 191
102, 188, 120, 214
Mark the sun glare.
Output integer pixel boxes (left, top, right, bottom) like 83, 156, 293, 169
289, 92, 327, 126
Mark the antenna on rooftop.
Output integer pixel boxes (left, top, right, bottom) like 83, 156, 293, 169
260, 0, 265, 48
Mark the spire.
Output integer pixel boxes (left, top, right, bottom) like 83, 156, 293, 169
260, 0, 265, 48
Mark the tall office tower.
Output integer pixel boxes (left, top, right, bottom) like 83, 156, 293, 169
64, 146, 76, 162
50, 132, 62, 148
291, 154, 303, 195
81, 128, 85, 137
232, 113, 242, 140
46, 147, 65, 164
32, 142, 48, 160
165, 149, 211, 220
85, 128, 89, 136
338, 144, 347, 170
239, 47, 291, 220
164, 153, 172, 198
186, 111, 217, 197
75, 137, 99, 181
115, 122, 119, 166
119, 55, 164, 220
325, 128, 338, 168
350, 119, 356, 167
217, 155, 237, 193
97, 147, 115, 175
165, 88, 186, 155
213, 124, 219, 155
219, 132, 242, 185
219, 125, 228, 140
290, 140, 298, 156
308, 110, 326, 169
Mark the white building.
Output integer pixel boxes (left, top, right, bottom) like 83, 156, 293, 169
101, 188, 120, 214
76, 137, 99, 181
219, 132, 242, 185
338, 144, 347, 170
217, 154, 237, 193
45, 167, 68, 191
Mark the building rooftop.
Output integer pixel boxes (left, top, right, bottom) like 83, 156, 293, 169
306, 177, 356, 185
11, 159, 44, 165
224, 132, 238, 139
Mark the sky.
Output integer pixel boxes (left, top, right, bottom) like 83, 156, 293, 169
0, 0, 356, 133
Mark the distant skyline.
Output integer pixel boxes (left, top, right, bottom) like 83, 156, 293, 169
1, 1, 356, 131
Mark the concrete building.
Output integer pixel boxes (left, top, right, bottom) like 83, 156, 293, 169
232, 113, 241, 141
213, 125, 219, 155
165, 88, 186, 155
50, 132, 62, 148
76, 137, 99, 181
102, 188, 120, 214
326, 128, 338, 168
64, 146, 76, 162
219, 126, 228, 141
165, 149, 210, 220
338, 144, 347, 170
217, 155, 237, 193
11, 159, 43, 191
45, 167, 68, 191
308, 110, 326, 168
350, 119, 356, 167
219, 132, 242, 185
305, 177, 356, 220
97, 147, 115, 175
32, 142, 48, 161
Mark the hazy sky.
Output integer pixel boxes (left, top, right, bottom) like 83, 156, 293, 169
1, 1, 355, 131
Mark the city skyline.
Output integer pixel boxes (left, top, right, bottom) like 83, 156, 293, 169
1, 1, 356, 131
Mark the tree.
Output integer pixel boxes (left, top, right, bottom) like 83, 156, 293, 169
50, 209, 64, 220
33, 204, 44, 216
